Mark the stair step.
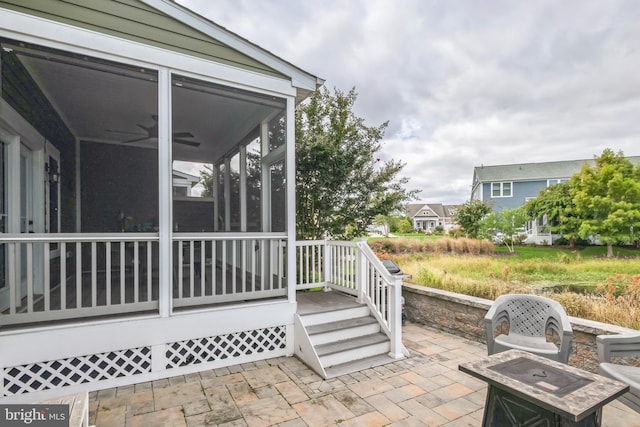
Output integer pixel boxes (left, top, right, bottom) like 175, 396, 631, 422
301, 304, 370, 326
317, 333, 390, 367
324, 354, 398, 379
307, 316, 379, 336
308, 316, 381, 345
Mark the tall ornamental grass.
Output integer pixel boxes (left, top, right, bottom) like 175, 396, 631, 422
377, 240, 640, 329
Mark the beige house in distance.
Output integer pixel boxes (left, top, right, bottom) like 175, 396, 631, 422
406, 203, 459, 232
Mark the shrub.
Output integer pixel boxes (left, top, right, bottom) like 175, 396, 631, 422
448, 226, 463, 238
554, 237, 569, 246
397, 218, 414, 234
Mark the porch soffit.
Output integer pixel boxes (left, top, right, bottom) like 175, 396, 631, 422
0, 0, 305, 87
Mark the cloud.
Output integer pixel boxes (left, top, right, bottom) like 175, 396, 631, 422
179, 0, 640, 204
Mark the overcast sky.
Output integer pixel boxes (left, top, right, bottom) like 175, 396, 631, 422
178, 0, 640, 205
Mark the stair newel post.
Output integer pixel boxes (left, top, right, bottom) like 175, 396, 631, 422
323, 239, 330, 292
356, 242, 367, 304
389, 276, 404, 359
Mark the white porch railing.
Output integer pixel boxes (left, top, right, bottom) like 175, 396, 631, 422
0, 233, 288, 327
172, 233, 287, 308
0, 233, 159, 326
295, 240, 404, 358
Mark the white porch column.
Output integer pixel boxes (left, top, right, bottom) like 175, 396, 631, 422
239, 145, 247, 232
158, 68, 172, 318
286, 97, 296, 303
388, 277, 404, 359
212, 165, 219, 231
260, 121, 270, 232
224, 157, 231, 231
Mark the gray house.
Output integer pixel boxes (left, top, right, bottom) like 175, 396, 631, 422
471, 156, 640, 244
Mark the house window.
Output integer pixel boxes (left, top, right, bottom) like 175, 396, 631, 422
491, 182, 512, 198
547, 179, 568, 186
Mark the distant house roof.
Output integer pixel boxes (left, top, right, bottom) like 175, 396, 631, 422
406, 203, 459, 218
173, 169, 200, 185
474, 156, 640, 182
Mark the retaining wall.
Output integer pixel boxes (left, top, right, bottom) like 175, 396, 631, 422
402, 283, 635, 373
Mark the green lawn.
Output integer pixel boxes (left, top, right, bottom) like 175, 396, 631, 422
493, 244, 640, 260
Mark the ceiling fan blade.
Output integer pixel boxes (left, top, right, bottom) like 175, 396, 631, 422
174, 138, 200, 147
106, 129, 146, 136
125, 136, 151, 143
173, 132, 194, 138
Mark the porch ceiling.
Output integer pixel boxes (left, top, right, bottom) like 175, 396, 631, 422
15, 50, 277, 164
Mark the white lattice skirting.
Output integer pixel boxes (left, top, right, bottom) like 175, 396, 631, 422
3, 347, 152, 396
2, 326, 288, 397
165, 325, 287, 369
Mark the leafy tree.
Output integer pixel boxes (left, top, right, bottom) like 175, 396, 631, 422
453, 200, 491, 238
373, 214, 391, 237
523, 182, 581, 248
480, 207, 528, 253
397, 218, 414, 234
570, 149, 640, 257
296, 87, 417, 240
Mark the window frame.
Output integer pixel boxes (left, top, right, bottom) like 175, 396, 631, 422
491, 181, 513, 198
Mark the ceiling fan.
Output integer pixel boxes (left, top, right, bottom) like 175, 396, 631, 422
115, 115, 200, 147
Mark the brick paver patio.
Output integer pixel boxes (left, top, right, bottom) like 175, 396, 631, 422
90, 323, 639, 426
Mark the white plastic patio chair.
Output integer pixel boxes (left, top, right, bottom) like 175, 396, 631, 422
484, 294, 573, 363
597, 332, 640, 413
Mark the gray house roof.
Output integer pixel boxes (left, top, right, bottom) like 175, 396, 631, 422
474, 156, 640, 183
406, 203, 459, 219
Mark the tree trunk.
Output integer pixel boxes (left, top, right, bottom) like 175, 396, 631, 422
607, 243, 613, 258
568, 237, 575, 249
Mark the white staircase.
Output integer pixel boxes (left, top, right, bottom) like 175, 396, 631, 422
295, 292, 398, 379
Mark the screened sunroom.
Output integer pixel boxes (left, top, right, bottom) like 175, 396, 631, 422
0, 38, 293, 326
0, 0, 321, 402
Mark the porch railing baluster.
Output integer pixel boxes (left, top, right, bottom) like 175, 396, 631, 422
106, 241, 111, 307
8, 243, 16, 314
222, 240, 227, 295
178, 240, 184, 299
76, 242, 82, 309
133, 241, 139, 303
232, 240, 237, 293
91, 242, 97, 308
278, 240, 284, 290
251, 239, 256, 292
200, 240, 205, 297
147, 240, 152, 302
241, 240, 246, 293
189, 240, 194, 298
44, 243, 50, 312
26, 242, 33, 313
211, 240, 216, 295
120, 241, 125, 305
60, 242, 66, 310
